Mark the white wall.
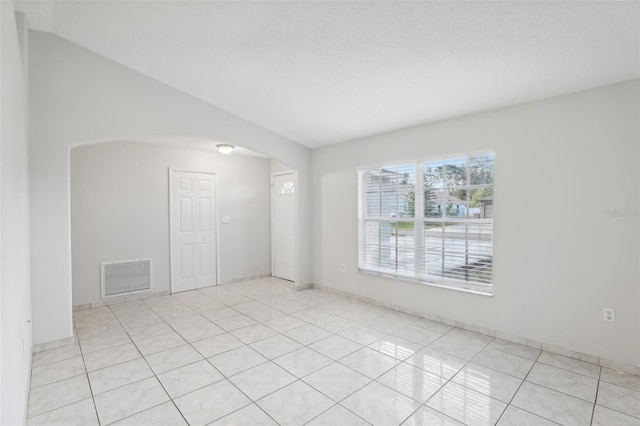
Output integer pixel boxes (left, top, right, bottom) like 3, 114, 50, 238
1, 4, 32, 425
29, 31, 311, 346
71, 141, 271, 306
312, 80, 640, 367
271, 158, 292, 174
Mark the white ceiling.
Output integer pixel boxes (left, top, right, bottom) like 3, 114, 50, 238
15, 1, 640, 148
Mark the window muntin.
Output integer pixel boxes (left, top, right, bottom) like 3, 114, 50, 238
358, 154, 494, 293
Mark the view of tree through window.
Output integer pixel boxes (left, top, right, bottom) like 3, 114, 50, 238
358, 154, 494, 292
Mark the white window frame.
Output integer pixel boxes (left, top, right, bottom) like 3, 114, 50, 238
358, 152, 494, 296
357, 164, 417, 278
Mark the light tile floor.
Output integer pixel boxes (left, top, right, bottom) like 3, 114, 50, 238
28, 277, 640, 426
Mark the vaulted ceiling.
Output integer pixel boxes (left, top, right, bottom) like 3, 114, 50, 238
15, 1, 640, 148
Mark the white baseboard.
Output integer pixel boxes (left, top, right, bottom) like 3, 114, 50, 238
294, 282, 313, 290
73, 289, 172, 311
220, 272, 271, 285
32, 335, 75, 353
311, 282, 640, 376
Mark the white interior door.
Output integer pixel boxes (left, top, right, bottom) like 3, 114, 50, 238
272, 172, 296, 282
170, 171, 217, 293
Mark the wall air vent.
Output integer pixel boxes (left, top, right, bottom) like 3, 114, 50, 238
101, 258, 152, 298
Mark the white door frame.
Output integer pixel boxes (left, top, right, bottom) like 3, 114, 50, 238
168, 167, 220, 293
271, 170, 297, 283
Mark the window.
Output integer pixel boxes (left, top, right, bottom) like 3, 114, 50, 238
358, 153, 494, 294
279, 180, 295, 194
359, 164, 416, 277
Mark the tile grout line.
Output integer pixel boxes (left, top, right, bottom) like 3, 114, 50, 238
137, 279, 317, 425
31, 282, 383, 422
419, 327, 617, 424
520, 367, 601, 405
590, 367, 602, 426
92, 305, 618, 426
302, 397, 371, 426
198, 309, 294, 425
106, 303, 191, 426
582, 367, 640, 424
75, 316, 102, 426
334, 326, 492, 425
535, 355, 603, 380
414, 332, 496, 425
26, 322, 99, 423
494, 348, 548, 425
504, 350, 617, 424
200, 280, 405, 424
136, 292, 261, 425
200, 279, 316, 425
29, 279, 640, 425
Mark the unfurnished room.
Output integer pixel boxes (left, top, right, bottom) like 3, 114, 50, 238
1, 1, 639, 425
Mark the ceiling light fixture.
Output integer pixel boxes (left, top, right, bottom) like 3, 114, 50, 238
216, 144, 235, 156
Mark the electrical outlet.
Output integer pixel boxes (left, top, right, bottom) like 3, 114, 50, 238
603, 308, 615, 322
340, 264, 346, 272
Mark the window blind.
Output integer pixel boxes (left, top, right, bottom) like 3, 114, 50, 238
359, 164, 416, 277
358, 153, 494, 293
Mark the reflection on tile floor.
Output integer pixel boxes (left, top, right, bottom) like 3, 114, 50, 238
28, 277, 640, 425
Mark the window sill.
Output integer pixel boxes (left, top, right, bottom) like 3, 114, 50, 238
358, 269, 494, 297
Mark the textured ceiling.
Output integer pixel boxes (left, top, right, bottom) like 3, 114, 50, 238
15, 1, 640, 148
